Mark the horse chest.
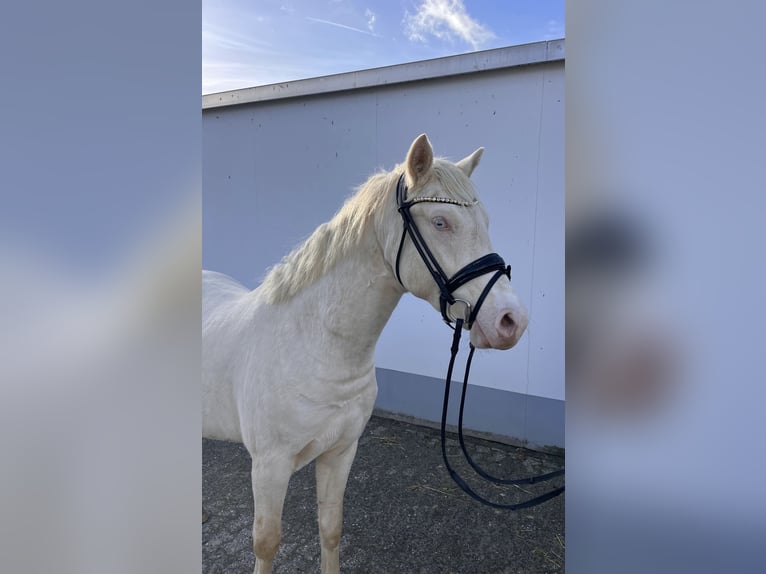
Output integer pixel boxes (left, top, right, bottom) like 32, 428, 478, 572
286, 379, 377, 469
241, 354, 377, 459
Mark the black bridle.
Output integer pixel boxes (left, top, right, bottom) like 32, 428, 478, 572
394, 174, 565, 510
394, 174, 509, 328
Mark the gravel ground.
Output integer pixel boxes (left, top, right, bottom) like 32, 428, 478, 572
203, 414, 565, 574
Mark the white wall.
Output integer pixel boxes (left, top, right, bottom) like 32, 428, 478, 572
203, 42, 564, 402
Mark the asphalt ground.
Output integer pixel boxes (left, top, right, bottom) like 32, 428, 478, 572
202, 414, 565, 573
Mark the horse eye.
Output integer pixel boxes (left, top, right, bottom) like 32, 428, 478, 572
431, 216, 449, 230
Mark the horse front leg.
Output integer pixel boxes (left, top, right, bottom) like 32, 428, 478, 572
250, 457, 292, 574
315, 440, 359, 574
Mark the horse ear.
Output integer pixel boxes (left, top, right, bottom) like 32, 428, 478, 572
405, 134, 434, 186
456, 147, 484, 177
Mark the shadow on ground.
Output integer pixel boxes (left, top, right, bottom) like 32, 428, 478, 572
203, 415, 564, 573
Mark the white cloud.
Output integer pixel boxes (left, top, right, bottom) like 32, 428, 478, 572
404, 0, 494, 50
366, 8, 376, 33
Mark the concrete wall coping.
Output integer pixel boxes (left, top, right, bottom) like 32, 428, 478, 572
202, 38, 564, 110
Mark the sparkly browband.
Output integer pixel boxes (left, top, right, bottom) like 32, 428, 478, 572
406, 196, 479, 207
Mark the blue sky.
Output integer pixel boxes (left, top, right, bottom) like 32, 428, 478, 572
203, 0, 564, 94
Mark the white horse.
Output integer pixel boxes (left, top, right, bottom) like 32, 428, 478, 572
202, 134, 529, 573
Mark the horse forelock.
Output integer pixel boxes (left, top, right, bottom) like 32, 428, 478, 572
258, 157, 478, 305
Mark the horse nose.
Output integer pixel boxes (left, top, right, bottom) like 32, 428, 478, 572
495, 308, 528, 346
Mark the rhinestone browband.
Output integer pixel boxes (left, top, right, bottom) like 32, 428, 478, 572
406, 197, 479, 207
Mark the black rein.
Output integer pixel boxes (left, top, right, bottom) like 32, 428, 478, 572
393, 174, 565, 510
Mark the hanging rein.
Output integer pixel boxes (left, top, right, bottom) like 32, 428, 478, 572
393, 174, 564, 510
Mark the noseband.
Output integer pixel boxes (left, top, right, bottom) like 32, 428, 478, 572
394, 174, 564, 510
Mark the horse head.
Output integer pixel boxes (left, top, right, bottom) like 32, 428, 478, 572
381, 134, 528, 351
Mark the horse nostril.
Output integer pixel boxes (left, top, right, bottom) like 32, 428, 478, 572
499, 313, 516, 337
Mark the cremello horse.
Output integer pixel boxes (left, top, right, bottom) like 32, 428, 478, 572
202, 134, 529, 573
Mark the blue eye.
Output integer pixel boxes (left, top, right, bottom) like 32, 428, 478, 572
432, 216, 449, 230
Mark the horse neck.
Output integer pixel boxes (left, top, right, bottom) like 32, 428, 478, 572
290, 222, 403, 369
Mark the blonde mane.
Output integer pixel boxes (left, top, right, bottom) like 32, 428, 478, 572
259, 158, 477, 304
